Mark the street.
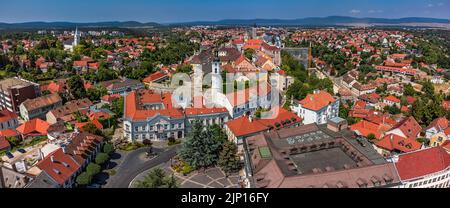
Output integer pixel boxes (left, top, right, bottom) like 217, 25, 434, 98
104, 145, 180, 188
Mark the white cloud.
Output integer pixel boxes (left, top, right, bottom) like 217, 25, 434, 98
349, 9, 361, 15
437, 2, 444, 6
427, 3, 434, 7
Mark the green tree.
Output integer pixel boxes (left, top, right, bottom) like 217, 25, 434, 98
179, 121, 222, 169
210, 124, 227, 144
404, 84, 416, 96
95, 152, 109, 165
367, 133, 377, 141
244, 48, 254, 60
218, 141, 241, 174
165, 174, 179, 188
86, 163, 101, 176
6, 137, 20, 147
73, 111, 88, 122
135, 168, 178, 188
68, 75, 86, 99
82, 123, 102, 136
422, 80, 435, 98
176, 64, 193, 73
384, 105, 401, 115
111, 96, 124, 118
76, 172, 92, 186
103, 143, 114, 155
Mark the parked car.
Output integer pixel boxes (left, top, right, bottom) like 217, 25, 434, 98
17, 149, 26, 153
6, 151, 14, 159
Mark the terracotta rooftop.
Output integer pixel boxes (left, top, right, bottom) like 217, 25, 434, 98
395, 147, 450, 180
16, 118, 50, 135
226, 107, 302, 137
35, 148, 80, 185
0, 109, 18, 123
299, 91, 336, 111
21, 94, 62, 112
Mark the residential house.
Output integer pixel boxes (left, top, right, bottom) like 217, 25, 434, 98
0, 136, 10, 151
99, 78, 144, 95
424, 117, 450, 147
46, 98, 92, 124
291, 90, 340, 125
0, 109, 19, 131
16, 118, 50, 139
19, 94, 63, 121
63, 132, 105, 168
383, 95, 401, 108
33, 148, 81, 188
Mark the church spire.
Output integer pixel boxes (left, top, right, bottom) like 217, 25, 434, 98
73, 26, 80, 46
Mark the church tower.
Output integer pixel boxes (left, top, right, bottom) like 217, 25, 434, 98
211, 50, 222, 96
73, 27, 80, 47
252, 24, 257, 39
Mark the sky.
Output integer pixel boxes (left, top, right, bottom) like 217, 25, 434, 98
0, 0, 449, 23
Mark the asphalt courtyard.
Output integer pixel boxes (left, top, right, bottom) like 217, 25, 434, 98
104, 145, 180, 188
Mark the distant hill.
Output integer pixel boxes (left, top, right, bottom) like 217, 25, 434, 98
1, 16, 449, 29
172, 16, 450, 26
0, 21, 160, 29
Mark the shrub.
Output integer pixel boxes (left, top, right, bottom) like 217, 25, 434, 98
95, 152, 109, 165
86, 163, 101, 176
103, 143, 114, 155
76, 172, 92, 186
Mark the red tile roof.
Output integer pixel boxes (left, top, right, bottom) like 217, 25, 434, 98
426, 117, 449, 131
384, 95, 400, 103
36, 148, 80, 185
226, 107, 302, 137
375, 134, 422, 153
0, 129, 19, 138
353, 100, 367, 110
75, 119, 104, 131
143, 71, 168, 83
101, 94, 121, 103
390, 116, 422, 140
375, 65, 417, 75
73, 60, 88, 67
443, 101, 450, 111
16, 118, 50, 135
406, 96, 416, 105
0, 109, 18, 123
185, 106, 228, 116
0, 136, 10, 150
299, 91, 336, 111
44, 80, 68, 94
395, 147, 450, 180
350, 120, 391, 139
88, 111, 112, 120
124, 90, 184, 121
226, 116, 269, 137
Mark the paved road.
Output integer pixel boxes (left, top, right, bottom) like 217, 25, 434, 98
104, 145, 180, 188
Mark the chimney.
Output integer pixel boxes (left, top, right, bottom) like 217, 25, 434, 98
50, 156, 55, 163
248, 115, 253, 123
